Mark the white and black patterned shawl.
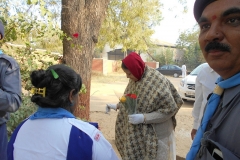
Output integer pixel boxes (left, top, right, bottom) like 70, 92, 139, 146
115, 66, 183, 160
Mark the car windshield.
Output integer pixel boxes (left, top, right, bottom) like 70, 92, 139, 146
190, 65, 203, 75
160, 66, 168, 69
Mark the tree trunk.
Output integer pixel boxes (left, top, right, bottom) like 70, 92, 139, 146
61, 0, 110, 120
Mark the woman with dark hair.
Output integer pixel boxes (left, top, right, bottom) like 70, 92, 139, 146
7, 64, 119, 160
115, 52, 183, 160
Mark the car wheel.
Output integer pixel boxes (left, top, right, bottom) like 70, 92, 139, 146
173, 73, 178, 78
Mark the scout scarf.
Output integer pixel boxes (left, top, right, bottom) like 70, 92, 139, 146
30, 106, 75, 119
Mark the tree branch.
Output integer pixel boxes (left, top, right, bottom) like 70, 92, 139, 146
142, 37, 158, 61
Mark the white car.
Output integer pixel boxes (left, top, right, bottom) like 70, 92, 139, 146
178, 63, 208, 101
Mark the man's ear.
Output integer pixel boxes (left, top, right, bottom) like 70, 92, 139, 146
69, 89, 75, 103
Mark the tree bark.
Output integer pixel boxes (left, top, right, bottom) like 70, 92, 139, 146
61, 0, 110, 120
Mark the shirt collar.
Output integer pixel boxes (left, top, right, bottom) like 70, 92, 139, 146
29, 106, 75, 120
222, 84, 240, 108
209, 67, 215, 73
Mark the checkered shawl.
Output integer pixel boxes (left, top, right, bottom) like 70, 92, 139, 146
115, 66, 183, 160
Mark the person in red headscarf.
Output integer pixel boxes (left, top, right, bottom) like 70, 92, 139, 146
115, 52, 183, 160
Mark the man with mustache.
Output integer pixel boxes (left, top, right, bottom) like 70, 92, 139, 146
186, 0, 240, 159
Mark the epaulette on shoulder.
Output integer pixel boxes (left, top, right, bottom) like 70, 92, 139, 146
0, 54, 19, 70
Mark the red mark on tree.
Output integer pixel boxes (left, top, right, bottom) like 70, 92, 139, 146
73, 33, 79, 38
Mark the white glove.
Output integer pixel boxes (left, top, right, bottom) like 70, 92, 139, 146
128, 114, 144, 124
105, 104, 117, 114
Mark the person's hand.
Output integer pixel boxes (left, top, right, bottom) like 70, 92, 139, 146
191, 129, 197, 140
107, 104, 117, 110
105, 104, 117, 114
105, 105, 110, 114
128, 114, 144, 124
116, 104, 121, 111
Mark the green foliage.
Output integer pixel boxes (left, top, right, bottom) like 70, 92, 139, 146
182, 43, 204, 70
1, 0, 189, 56
0, 0, 63, 52
97, 0, 163, 52
93, 48, 103, 58
1, 0, 187, 59
176, 26, 199, 49
177, 0, 188, 13
4, 45, 58, 90
0, 0, 65, 90
176, 26, 205, 71
149, 47, 175, 66
120, 94, 137, 115
80, 84, 87, 94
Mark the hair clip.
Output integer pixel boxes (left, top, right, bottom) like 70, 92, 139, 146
30, 87, 46, 97
50, 69, 59, 79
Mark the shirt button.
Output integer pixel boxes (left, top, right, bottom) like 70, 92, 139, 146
208, 123, 212, 128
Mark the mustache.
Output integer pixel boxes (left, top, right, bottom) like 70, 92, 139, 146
205, 41, 231, 53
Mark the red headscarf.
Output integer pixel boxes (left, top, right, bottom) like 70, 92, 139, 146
122, 52, 145, 80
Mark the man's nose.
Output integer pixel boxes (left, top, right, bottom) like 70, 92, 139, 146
204, 23, 224, 42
